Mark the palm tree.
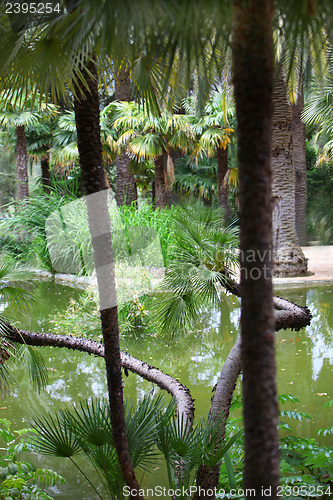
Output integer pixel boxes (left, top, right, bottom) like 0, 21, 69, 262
232, 1, 280, 496
0, 92, 56, 199
1, 3, 330, 499
291, 89, 308, 246
110, 100, 195, 208
271, 70, 308, 277
114, 64, 138, 207
187, 91, 235, 218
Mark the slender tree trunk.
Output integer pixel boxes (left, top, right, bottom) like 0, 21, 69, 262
232, 1, 280, 499
15, 125, 29, 199
41, 152, 51, 193
154, 153, 167, 208
217, 145, 231, 219
114, 65, 138, 207
272, 72, 307, 276
73, 58, 141, 499
291, 90, 307, 246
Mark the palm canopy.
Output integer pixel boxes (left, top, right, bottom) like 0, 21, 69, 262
108, 100, 195, 161
0, 91, 56, 129
0, 0, 231, 113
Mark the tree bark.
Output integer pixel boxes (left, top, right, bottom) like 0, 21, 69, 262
114, 65, 138, 207
217, 145, 231, 219
232, 1, 280, 499
73, 58, 141, 499
41, 153, 51, 193
15, 125, 29, 199
291, 90, 307, 246
154, 153, 167, 208
272, 72, 307, 276
2, 321, 194, 424
193, 274, 312, 498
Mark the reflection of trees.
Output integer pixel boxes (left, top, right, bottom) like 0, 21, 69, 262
306, 286, 333, 381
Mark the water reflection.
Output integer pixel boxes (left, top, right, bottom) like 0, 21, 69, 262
0, 281, 332, 498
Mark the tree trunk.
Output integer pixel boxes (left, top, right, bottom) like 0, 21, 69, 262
154, 153, 167, 208
73, 58, 141, 499
2, 321, 195, 424
41, 153, 51, 193
193, 273, 312, 498
15, 125, 29, 199
114, 65, 138, 207
217, 145, 231, 219
272, 72, 307, 276
232, 1, 280, 499
291, 90, 307, 246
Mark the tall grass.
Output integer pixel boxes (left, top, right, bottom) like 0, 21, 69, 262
0, 188, 76, 271
119, 203, 176, 267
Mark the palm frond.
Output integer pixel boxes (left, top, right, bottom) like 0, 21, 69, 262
16, 344, 48, 393
30, 412, 84, 457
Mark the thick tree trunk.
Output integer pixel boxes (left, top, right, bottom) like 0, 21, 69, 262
15, 125, 29, 199
272, 73, 307, 276
291, 90, 307, 246
114, 65, 138, 207
41, 153, 51, 193
154, 153, 167, 208
73, 58, 141, 499
232, 1, 280, 499
217, 145, 231, 219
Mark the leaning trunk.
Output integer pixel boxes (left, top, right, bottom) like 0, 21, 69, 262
217, 144, 231, 219
272, 72, 307, 276
114, 65, 138, 207
154, 153, 167, 208
291, 90, 307, 246
73, 58, 141, 499
15, 125, 29, 199
232, 1, 280, 498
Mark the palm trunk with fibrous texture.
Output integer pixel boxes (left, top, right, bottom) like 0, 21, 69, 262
272, 72, 307, 276
232, 0, 281, 498
193, 273, 311, 499
217, 145, 231, 220
15, 125, 29, 199
73, 58, 141, 499
154, 153, 167, 208
292, 90, 307, 246
114, 66, 138, 207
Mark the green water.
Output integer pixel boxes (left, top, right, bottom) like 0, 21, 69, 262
0, 280, 332, 498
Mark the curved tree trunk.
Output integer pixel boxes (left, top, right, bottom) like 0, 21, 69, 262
15, 125, 29, 199
272, 72, 307, 276
154, 153, 167, 208
232, 1, 280, 499
291, 90, 307, 246
73, 58, 141, 499
217, 145, 231, 219
3, 322, 195, 424
114, 65, 138, 207
193, 273, 312, 499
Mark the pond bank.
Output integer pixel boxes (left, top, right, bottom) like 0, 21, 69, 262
31, 245, 333, 289
274, 245, 333, 286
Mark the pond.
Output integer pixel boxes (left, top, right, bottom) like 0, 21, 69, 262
1, 280, 332, 498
